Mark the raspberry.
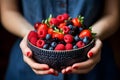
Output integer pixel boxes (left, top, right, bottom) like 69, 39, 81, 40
62, 13, 69, 20
29, 37, 37, 45
36, 39, 45, 48
34, 22, 41, 30
50, 18, 59, 26
62, 26, 70, 34
28, 31, 38, 40
64, 34, 73, 43
65, 43, 73, 50
37, 29, 47, 38
55, 44, 65, 50
56, 15, 65, 23
76, 41, 85, 48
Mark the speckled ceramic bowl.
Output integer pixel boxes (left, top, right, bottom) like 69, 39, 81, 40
27, 39, 95, 72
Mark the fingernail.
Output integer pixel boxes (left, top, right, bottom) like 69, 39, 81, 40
66, 70, 72, 74
73, 66, 79, 70
43, 67, 49, 70
26, 52, 31, 57
88, 52, 93, 58
48, 71, 54, 74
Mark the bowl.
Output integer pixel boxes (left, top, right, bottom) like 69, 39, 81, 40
27, 39, 95, 72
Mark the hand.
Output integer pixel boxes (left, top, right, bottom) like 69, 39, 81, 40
20, 31, 58, 76
61, 38, 102, 74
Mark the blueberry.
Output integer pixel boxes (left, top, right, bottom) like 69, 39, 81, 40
79, 27, 83, 32
59, 41, 66, 45
46, 34, 51, 40
68, 25, 73, 29
51, 42, 57, 47
73, 45, 78, 49
51, 38, 59, 42
83, 37, 90, 45
43, 44, 49, 49
74, 35, 80, 41
49, 47, 54, 50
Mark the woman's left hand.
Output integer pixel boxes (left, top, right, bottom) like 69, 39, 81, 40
61, 38, 102, 74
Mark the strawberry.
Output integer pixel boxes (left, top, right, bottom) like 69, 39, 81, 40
28, 31, 38, 40
58, 22, 66, 29
52, 32, 64, 40
64, 34, 73, 43
37, 23, 48, 31
76, 41, 85, 48
65, 43, 73, 50
79, 29, 92, 39
62, 26, 70, 34
62, 13, 69, 20
48, 28, 54, 35
36, 39, 45, 48
71, 18, 81, 27
49, 18, 59, 26
56, 15, 65, 23
37, 29, 47, 38
55, 44, 65, 50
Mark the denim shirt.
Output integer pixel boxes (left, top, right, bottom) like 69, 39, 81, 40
22, 0, 104, 27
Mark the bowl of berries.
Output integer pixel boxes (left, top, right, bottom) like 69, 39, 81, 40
27, 13, 96, 71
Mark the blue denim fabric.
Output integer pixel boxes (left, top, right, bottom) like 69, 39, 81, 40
5, 0, 119, 80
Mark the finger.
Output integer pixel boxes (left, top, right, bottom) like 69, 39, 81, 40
61, 69, 66, 74
20, 35, 32, 57
72, 64, 96, 74
72, 59, 94, 69
32, 68, 55, 75
23, 55, 49, 70
87, 39, 102, 58
65, 66, 72, 74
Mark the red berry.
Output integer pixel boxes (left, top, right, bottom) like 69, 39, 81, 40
36, 39, 45, 48
56, 15, 65, 23
49, 18, 59, 26
64, 34, 73, 43
62, 26, 70, 34
37, 23, 48, 31
55, 44, 65, 50
79, 29, 92, 39
29, 37, 37, 45
52, 32, 64, 40
76, 41, 85, 48
28, 31, 38, 40
58, 22, 66, 29
48, 28, 54, 35
62, 13, 69, 20
37, 29, 47, 38
65, 43, 73, 50
71, 18, 81, 27
34, 22, 41, 30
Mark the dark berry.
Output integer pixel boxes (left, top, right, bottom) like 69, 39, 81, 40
73, 45, 78, 49
49, 47, 54, 50
46, 34, 51, 40
51, 42, 57, 47
83, 37, 90, 45
74, 35, 80, 42
43, 44, 49, 49
79, 27, 83, 32
68, 25, 73, 30
59, 41, 66, 45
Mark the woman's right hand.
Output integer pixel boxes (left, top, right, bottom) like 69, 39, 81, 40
19, 32, 58, 76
